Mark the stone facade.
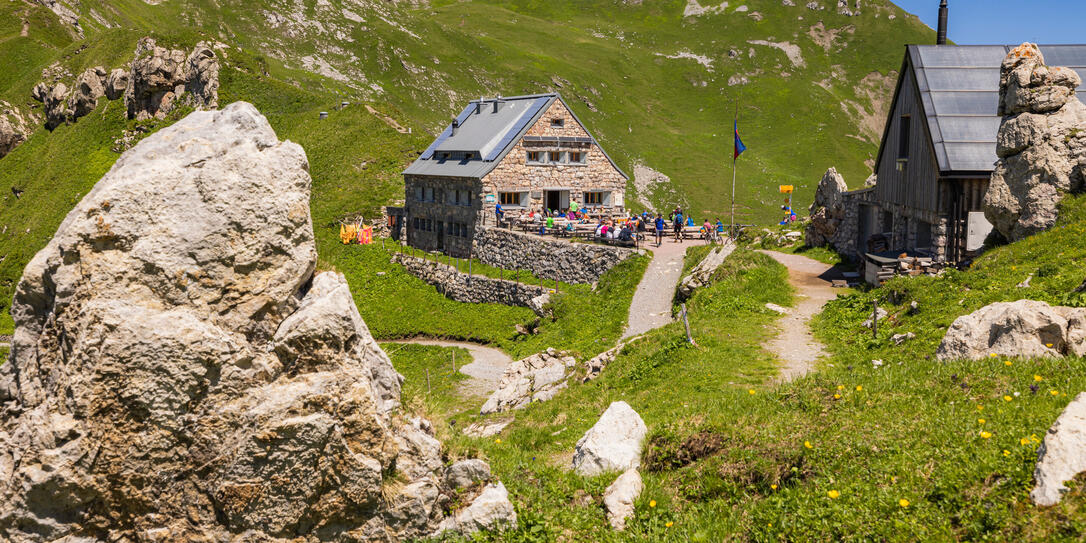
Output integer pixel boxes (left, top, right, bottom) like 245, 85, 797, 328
392, 252, 548, 307
402, 175, 484, 256
481, 100, 627, 218
402, 94, 628, 258
472, 227, 633, 284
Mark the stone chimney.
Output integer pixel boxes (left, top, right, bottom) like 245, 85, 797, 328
936, 0, 948, 45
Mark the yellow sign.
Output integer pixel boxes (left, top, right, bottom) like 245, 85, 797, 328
779, 185, 794, 194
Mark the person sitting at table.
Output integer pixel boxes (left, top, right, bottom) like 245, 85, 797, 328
618, 224, 633, 242
595, 221, 606, 237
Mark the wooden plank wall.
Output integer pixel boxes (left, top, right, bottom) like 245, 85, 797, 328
875, 57, 940, 214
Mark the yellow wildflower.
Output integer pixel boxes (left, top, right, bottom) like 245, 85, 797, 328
978, 418, 986, 424
899, 499, 910, 508
1020, 437, 1030, 446
771, 484, 778, 490
1003, 450, 1012, 457
1004, 360, 1012, 366
649, 500, 657, 508
891, 476, 898, 483
827, 490, 840, 499
1051, 390, 1060, 396
804, 440, 813, 449
494, 438, 502, 444
665, 521, 673, 528
833, 393, 841, 400
837, 385, 845, 391
977, 405, 984, 411
1034, 375, 1043, 382
748, 389, 756, 395
855, 385, 863, 392
980, 431, 992, 439
989, 353, 998, 358
1003, 395, 1013, 402
1045, 343, 1053, 348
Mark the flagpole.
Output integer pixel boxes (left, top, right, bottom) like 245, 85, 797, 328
730, 103, 738, 240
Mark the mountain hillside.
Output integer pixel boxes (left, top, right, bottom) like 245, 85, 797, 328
0, 0, 933, 322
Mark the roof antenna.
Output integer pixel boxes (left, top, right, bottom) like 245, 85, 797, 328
476, 97, 484, 114
493, 95, 502, 114
936, 0, 948, 45
451, 117, 459, 136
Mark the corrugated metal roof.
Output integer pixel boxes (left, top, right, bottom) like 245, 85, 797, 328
403, 93, 628, 180
907, 44, 1086, 173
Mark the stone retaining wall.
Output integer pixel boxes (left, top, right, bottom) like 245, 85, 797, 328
392, 252, 548, 307
472, 227, 633, 284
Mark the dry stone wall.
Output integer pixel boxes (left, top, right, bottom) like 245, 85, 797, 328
392, 252, 548, 307
472, 227, 633, 284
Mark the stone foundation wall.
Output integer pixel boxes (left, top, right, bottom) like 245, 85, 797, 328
392, 252, 547, 307
472, 227, 633, 284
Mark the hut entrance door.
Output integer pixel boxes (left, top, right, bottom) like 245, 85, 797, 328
544, 190, 569, 212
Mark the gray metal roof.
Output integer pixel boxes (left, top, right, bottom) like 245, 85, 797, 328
403, 93, 628, 180
906, 44, 1086, 173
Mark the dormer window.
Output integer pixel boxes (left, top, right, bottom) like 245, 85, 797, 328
465, 153, 474, 160
550, 118, 564, 128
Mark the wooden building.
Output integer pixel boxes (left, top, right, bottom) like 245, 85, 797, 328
863, 44, 1086, 263
398, 93, 627, 257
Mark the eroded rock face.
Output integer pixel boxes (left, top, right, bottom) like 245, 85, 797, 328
1032, 392, 1086, 506
125, 37, 220, 121
42, 82, 71, 129
105, 68, 128, 100
69, 67, 107, 119
984, 43, 1086, 241
0, 102, 477, 542
572, 401, 648, 477
805, 167, 849, 247
936, 300, 1086, 361
434, 483, 518, 536
0, 116, 25, 158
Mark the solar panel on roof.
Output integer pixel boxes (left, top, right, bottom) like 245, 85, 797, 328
937, 116, 1003, 143
916, 46, 1008, 67
930, 91, 1000, 116
944, 142, 998, 171
1039, 45, 1086, 67
923, 68, 1000, 91
483, 96, 552, 161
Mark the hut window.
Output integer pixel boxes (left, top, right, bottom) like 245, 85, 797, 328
527, 151, 543, 163
898, 115, 910, 161
549, 151, 562, 163
551, 118, 565, 128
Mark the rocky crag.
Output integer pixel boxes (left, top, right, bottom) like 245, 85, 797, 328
30, 37, 220, 131
984, 43, 1086, 242
0, 102, 512, 542
805, 167, 849, 248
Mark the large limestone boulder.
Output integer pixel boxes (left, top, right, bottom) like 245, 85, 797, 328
603, 469, 643, 531
805, 167, 849, 247
125, 37, 220, 121
68, 66, 107, 119
1032, 393, 1086, 506
105, 68, 129, 100
480, 348, 577, 414
984, 43, 1086, 241
936, 300, 1086, 361
572, 401, 648, 476
0, 102, 490, 542
0, 115, 25, 158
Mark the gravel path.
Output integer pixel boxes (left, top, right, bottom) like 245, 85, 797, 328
623, 239, 702, 339
758, 250, 841, 382
382, 339, 513, 397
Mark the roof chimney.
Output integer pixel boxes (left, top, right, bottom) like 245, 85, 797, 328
451, 117, 459, 136
493, 95, 502, 114
936, 0, 948, 45
476, 96, 484, 114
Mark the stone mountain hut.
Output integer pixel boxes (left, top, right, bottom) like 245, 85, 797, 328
394, 93, 628, 257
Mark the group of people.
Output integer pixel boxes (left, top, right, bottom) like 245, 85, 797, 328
493, 201, 725, 247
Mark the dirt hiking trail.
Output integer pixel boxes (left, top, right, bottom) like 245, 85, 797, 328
382, 339, 513, 397
758, 250, 843, 383
624, 240, 700, 339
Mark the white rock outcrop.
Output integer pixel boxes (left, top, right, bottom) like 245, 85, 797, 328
126, 37, 220, 120
984, 43, 1086, 241
805, 167, 849, 247
1032, 393, 1086, 506
69, 66, 107, 119
0, 102, 496, 542
445, 459, 492, 490
936, 300, 1086, 361
603, 469, 643, 530
572, 401, 648, 476
480, 348, 577, 414
678, 241, 736, 298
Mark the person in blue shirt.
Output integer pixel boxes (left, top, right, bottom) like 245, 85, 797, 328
495, 202, 505, 225
716, 219, 725, 234
654, 214, 665, 247
672, 209, 684, 243
686, 216, 695, 227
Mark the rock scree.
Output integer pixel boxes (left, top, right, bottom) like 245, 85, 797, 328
0, 102, 510, 542
984, 43, 1086, 242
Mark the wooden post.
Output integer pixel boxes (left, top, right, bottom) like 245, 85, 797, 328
452, 351, 456, 374
681, 303, 695, 346
425, 368, 431, 395
872, 300, 879, 339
